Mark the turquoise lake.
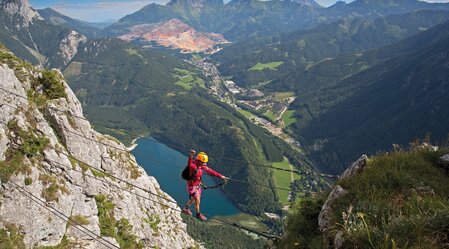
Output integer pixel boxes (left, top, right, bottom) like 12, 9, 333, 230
132, 137, 240, 217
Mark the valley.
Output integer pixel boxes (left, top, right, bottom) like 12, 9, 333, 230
191, 57, 302, 151
2, 0, 449, 247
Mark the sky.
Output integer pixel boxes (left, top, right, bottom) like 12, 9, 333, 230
29, 0, 449, 22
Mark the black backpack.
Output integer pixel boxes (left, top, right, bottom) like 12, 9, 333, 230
181, 165, 198, 181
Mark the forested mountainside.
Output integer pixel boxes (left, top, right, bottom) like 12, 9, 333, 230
213, 10, 449, 89
292, 20, 449, 173
64, 37, 306, 215
214, 13, 449, 173
0, 44, 197, 248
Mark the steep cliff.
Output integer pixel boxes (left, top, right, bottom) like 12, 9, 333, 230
0, 45, 197, 248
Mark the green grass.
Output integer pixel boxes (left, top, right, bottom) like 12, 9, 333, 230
281, 110, 296, 127
69, 215, 90, 226
174, 68, 190, 76
333, 147, 449, 248
237, 109, 254, 119
273, 92, 294, 101
214, 213, 268, 232
0, 224, 26, 249
95, 195, 144, 249
272, 157, 299, 205
125, 48, 141, 57
0, 151, 27, 183
174, 69, 205, 90
248, 61, 284, 71
263, 110, 277, 122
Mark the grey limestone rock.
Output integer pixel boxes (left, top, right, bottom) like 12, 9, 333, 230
318, 185, 347, 232
439, 153, 449, 172
318, 155, 370, 247
0, 53, 197, 248
339, 154, 368, 180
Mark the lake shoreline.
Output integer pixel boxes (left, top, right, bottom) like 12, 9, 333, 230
127, 138, 139, 151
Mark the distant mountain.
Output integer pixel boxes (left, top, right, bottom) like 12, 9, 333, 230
105, 0, 449, 44
104, 0, 323, 41
293, 20, 449, 173
325, 0, 449, 19
38, 8, 102, 38
0, 0, 87, 67
213, 10, 449, 89
293, 0, 322, 8
118, 18, 228, 53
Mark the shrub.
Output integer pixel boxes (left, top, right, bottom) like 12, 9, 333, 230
0, 224, 26, 248
0, 151, 27, 183
95, 195, 143, 248
38, 70, 67, 100
24, 177, 32, 185
69, 215, 90, 226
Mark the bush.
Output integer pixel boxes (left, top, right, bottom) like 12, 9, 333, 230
24, 177, 32, 185
0, 224, 26, 248
39, 70, 67, 100
277, 197, 325, 249
95, 195, 143, 248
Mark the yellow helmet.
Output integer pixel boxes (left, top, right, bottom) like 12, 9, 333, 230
196, 152, 208, 163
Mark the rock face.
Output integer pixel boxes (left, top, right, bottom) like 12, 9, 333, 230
58, 30, 87, 65
318, 185, 347, 232
1, 0, 42, 26
0, 49, 197, 248
317, 155, 368, 248
439, 153, 449, 173
339, 155, 368, 180
119, 18, 229, 54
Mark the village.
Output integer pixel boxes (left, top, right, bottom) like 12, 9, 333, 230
191, 58, 302, 151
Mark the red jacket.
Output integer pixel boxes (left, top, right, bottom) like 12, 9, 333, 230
187, 157, 223, 187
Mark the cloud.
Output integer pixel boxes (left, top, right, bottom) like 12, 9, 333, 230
48, 0, 169, 22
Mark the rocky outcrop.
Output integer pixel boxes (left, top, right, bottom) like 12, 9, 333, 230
439, 153, 449, 173
1, 0, 42, 26
318, 185, 347, 232
0, 48, 197, 248
119, 18, 229, 54
318, 155, 368, 248
339, 155, 368, 180
58, 30, 87, 65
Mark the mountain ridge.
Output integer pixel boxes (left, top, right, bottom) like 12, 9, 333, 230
38, 8, 102, 38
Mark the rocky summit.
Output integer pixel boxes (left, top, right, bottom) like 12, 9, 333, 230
0, 47, 197, 248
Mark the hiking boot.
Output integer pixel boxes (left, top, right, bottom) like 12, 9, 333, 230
182, 207, 192, 216
196, 213, 207, 221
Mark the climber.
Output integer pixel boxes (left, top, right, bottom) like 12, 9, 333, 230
182, 150, 229, 221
